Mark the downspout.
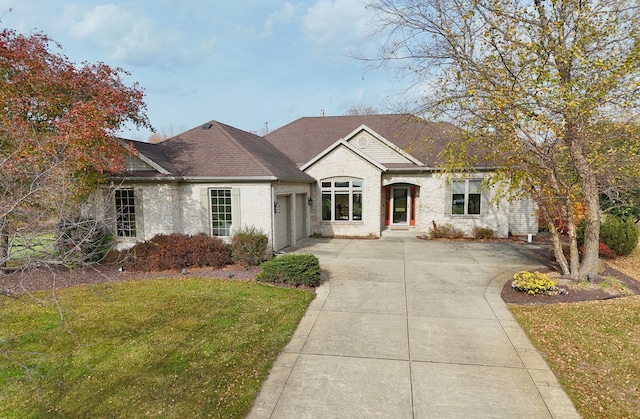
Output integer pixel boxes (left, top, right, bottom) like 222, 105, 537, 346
270, 184, 276, 256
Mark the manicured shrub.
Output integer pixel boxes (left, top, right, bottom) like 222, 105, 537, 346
599, 215, 639, 257
429, 221, 465, 239
56, 218, 113, 263
512, 271, 556, 295
256, 254, 321, 287
231, 226, 269, 267
473, 226, 495, 240
124, 233, 231, 271
185, 233, 232, 268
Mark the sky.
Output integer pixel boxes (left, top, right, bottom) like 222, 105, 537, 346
0, 0, 411, 140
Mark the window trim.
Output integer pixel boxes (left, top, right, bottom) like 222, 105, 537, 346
209, 188, 233, 237
450, 179, 483, 216
321, 177, 364, 222
114, 188, 137, 238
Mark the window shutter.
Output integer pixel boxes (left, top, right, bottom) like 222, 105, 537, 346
481, 184, 490, 216
410, 186, 416, 226
444, 180, 452, 216
231, 187, 241, 235
200, 187, 210, 234
134, 188, 144, 239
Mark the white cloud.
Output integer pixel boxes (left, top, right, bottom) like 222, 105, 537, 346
263, 2, 296, 37
61, 3, 194, 69
303, 0, 371, 50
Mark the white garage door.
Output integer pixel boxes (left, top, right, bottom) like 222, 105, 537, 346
274, 195, 291, 251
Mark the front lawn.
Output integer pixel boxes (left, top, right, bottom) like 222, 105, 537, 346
510, 242, 640, 417
0, 278, 315, 418
510, 297, 640, 418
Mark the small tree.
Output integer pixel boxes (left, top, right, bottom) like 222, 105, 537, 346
344, 105, 380, 115
0, 29, 150, 270
366, 0, 640, 280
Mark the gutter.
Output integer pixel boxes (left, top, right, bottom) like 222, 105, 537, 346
385, 166, 500, 173
109, 175, 313, 184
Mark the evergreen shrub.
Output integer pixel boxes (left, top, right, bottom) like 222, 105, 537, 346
599, 216, 639, 257
256, 254, 321, 287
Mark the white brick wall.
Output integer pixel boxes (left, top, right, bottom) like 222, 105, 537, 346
114, 181, 275, 249
305, 145, 383, 237
383, 173, 512, 238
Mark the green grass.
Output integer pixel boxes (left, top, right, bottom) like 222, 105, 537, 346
510, 296, 640, 418
0, 278, 315, 418
6, 232, 56, 266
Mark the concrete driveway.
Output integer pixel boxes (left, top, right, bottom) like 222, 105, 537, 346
248, 238, 579, 418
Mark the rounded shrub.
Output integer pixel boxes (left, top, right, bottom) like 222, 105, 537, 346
512, 271, 556, 295
256, 254, 321, 287
231, 226, 269, 267
123, 233, 231, 271
599, 215, 639, 257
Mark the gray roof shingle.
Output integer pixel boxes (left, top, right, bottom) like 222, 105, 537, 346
125, 121, 313, 182
265, 114, 466, 167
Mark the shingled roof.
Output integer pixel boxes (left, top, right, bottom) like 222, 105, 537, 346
126, 121, 313, 182
264, 114, 465, 168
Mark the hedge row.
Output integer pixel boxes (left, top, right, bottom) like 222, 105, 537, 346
121, 228, 269, 272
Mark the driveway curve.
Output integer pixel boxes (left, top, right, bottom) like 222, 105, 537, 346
248, 238, 579, 418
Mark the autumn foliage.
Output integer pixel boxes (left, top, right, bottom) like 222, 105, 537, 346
0, 29, 150, 268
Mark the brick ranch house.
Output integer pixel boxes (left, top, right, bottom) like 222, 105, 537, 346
107, 114, 538, 252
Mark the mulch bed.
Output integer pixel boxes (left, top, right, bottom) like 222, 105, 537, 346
0, 263, 261, 297
2, 239, 638, 305
502, 240, 640, 305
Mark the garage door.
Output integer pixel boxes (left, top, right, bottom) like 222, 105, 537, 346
295, 194, 306, 241
274, 195, 291, 251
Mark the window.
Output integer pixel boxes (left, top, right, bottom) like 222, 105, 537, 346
115, 189, 136, 237
210, 189, 232, 236
321, 178, 363, 221
451, 179, 482, 215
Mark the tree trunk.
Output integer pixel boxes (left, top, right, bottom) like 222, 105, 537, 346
565, 210, 581, 280
541, 209, 571, 277
567, 126, 600, 280
579, 175, 601, 279
1, 216, 8, 273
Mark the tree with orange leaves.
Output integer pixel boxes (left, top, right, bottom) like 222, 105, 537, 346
0, 29, 151, 269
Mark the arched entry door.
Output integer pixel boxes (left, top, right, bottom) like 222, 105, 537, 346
385, 185, 417, 226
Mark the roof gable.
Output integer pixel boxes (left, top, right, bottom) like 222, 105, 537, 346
344, 125, 423, 166
301, 138, 388, 172
152, 121, 312, 181
124, 139, 176, 176
265, 114, 460, 167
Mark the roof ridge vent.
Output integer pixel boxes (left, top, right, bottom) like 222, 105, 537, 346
202, 123, 213, 129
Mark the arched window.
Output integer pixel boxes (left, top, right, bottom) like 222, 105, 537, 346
321, 178, 363, 222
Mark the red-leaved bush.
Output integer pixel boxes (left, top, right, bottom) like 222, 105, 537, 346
578, 242, 616, 259
122, 233, 231, 271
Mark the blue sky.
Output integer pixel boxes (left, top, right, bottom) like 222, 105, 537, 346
1, 0, 409, 140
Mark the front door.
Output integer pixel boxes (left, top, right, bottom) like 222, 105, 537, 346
392, 187, 409, 224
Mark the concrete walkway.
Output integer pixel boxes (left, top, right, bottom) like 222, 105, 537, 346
248, 238, 579, 418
